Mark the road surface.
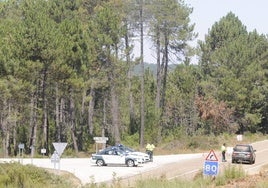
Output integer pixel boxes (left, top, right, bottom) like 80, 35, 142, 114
1, 140, 268, 186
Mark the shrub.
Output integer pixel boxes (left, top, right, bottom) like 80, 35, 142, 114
0, 162, 78, 188
215, 164, 246, 186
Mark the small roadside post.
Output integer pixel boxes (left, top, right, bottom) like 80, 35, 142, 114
51, 142, 67, 172
51, 151, 60, 171
237, 134, 243, 141
41, 148, 46, 157
203, 150, 219, 177
18, 143, 25, 164
93, 137, 108, 153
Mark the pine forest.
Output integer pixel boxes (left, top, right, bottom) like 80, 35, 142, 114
0, 0, 267, 157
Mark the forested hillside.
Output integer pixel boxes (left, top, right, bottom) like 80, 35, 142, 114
0, 0, 267, 157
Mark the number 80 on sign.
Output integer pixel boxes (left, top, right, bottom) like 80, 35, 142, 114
203, 161, 219, 176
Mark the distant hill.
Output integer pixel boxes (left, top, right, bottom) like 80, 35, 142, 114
133, 63, 177, 76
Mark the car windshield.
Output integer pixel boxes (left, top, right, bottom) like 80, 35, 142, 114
124, 147, 135, 152
118, 145, 135, 153
99, 147, 125, 155
234, 145, 250, 152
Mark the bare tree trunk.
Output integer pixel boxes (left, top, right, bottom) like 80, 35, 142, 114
70, 88, 78, 154
30, 95, 38, 158
155, 27, 161, 109
139, 0, 145, 148
88, 84, 95, 135
161, 33, 169, 110
29, 95, 34, 155
107, 43, 121, 144
12, 131, 16, 156
5, 129, 10, 157
125, 25, 135, 134
41, 70, 48, 154
13, 110, 17, 156
1, 99, 9, 157
55, 83, 60, 142
102, 98, 107, 137
110, 82, 120, 144
60, 97, 65, 141
102, 97, 108, 149
28, 95, 36, 157
157, 30, 169, 144
32, 107, 38, 157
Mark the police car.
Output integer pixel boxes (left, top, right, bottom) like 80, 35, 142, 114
90, 146, 143, 167
116, 144, 150, 162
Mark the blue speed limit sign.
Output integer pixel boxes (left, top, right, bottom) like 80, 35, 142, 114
203, 161, 219, 176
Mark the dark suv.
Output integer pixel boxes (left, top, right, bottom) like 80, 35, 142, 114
231, 144, 256, 164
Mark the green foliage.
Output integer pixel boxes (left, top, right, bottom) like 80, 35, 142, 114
199, 12, 268, 134
165, 64, 200, 136
121, 133, 140, 147
0, 163, 77, 188
135, 177, 211, 188
0, 0, 267, 157
215, 165, 246, 186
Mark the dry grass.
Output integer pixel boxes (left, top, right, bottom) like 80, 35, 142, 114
154, 133, 268, 155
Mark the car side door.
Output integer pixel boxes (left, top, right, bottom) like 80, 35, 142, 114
102, 149, 125, 165
110, 149, 125, 164
101, 149, 115, 164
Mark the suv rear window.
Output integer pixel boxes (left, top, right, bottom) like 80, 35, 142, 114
234, 145, 250, 152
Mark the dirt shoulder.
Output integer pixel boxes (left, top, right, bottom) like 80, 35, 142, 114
103, 153, 268, 188
219, 173, 268, 188
103, 157, 203, 187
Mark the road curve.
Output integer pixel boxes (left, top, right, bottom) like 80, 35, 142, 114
117, 140, 268, 187
0, 140, 267, 186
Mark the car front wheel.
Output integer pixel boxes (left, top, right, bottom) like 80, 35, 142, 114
126, 159, 135, 167
96, 159, 105, 166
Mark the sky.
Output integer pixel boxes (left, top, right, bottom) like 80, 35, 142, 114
136, 0, 268, 64
186, 0, 268, 42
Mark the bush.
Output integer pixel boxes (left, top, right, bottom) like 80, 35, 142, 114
0, 162, 79, 188
215, 164, 246, 186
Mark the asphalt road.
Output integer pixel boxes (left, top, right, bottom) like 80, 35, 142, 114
1, 140, 268, 186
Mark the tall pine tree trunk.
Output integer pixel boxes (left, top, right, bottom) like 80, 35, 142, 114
110, 79, 120, 144
156, 27, 161, 109
161, 32, 169, 110
12, 109, 17, 156
60, 97, 65, 141
1, 99, 9, 157
41, 70, 49, 155
139, 0, 145, 148
55, 83, 61, 142
30, 95, 38, 158
70, 88, 78, 154
125, 25, 135, 134
88, 85, 95, 135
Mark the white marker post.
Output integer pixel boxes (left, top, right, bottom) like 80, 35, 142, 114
51, 142, 67, 171
18, 143, 25, 164
93, 137, 108, 153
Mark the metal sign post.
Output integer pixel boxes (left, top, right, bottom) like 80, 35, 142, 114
51, 151, 60, 172
93, 137, 108, 153
18, 143, 25, 164
51, 142, 67, 172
